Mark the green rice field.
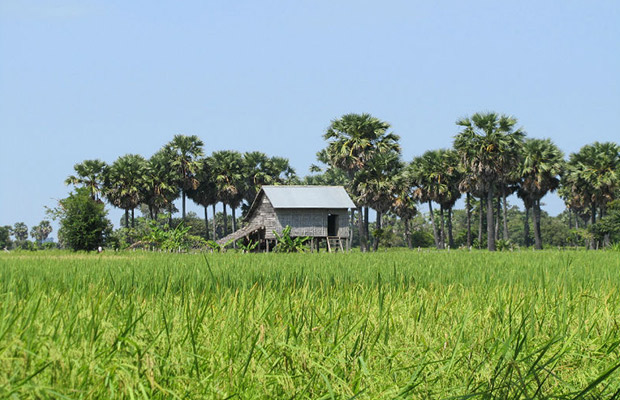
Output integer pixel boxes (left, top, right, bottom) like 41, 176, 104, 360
1, 250, 620, 399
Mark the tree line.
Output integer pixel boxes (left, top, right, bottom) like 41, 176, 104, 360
312, 112, 619, 251
4, 110, 617, 252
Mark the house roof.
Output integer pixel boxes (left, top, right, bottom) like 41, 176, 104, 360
261, 185, 356, 209
245, 185, 356, 219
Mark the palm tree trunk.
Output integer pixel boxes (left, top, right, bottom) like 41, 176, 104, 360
428, 201, 440, 249
487, 188, 496, 251
502, 186, 509, 241
231, 207, 237, 233
231, 206, 237, 249
358, 207, 367, 252
204, 206, 209, 240
349, 210, 354, 251
149, 205, 154, 220
404, 217, 412, 249
364, 206, 370, 249
182, 190, 186, 220
223, 203, 228, 237
439, 206, 446, 249
523, 206, 530, 247
447, 207, 454, 249
373, 211, 382, 252
591, 203, 596, 225
495, 197, 501, 240
131, 208, 135, 228
212, 204, 217, 240
533, 199, 542, 250
478, 197, 484, 249
125, 209, 129, 229
466, 193, 472, 248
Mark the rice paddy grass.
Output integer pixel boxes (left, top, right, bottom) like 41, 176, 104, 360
1, 249, 619, 399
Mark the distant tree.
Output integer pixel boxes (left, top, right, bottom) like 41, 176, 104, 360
356, 150, 403, 251
518, 138, 564, 249
30, 220, 53, 244
142, 148, 180, 220
409, 150, 443, 249
51, 188, 112, 251
322, 113, 400, 252
0, 226, 12, 249
103, 154, 147, 228
391, 173, 417, 249
561, 142, 620, 226
242, 152, 298, 207
12, 222, 28, 241
454, 112, 525, 251
64, 159, 108, 201
210, 150, 246, 236
164, 135, 204, 220
187, 157, 218, 240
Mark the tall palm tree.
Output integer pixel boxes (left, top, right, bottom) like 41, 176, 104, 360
454, 112, 525, 251
242, 152, 298, 207
391, 172, 418, 249
103, 154, 147, 228
410, 149, 461, 249
30, 220, 53, 245
409, 151, 443, 249
210, 150, 246, 236
65, 159, 108, 201
355, 150, 403, 251
142, 148, 180, 220
436, 150, 463, 249
165, 135, 204, 220
518, 138, 564, 249
322, 113, 401, 252
187, 157, 218, 240
243, 151, 272, 206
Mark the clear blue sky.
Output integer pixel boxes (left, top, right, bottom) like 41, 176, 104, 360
1, 0, 619, 237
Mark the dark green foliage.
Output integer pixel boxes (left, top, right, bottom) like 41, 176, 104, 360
12, 222, 28, 241
590, 200, 620, 244
140, 221, 206, 251
30, 220, 53, 244
53, 188, 112, 251
0, 226, 12, 249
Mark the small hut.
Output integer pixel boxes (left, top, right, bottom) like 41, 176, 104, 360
217, 185, 356, 252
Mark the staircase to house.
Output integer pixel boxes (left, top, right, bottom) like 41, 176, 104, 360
326, 236, 344, 253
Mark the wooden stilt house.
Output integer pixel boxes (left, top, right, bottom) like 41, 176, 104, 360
217, 185, 356, 252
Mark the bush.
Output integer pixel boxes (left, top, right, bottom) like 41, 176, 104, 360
50, 188, 112, 251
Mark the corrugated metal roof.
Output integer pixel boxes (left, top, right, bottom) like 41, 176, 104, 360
262, 186, 356, 209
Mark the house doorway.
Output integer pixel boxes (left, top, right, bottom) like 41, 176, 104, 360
327, 214, 338, 237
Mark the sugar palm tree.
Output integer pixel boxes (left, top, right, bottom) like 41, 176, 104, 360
454, 112, 525, 251
436, 150, 463, 248
242, 152, 298, 207
164, 135, 204, 220
518, 138, 564, 249
322, 113, 400, 252
187, 157, 218, 240
391, 172, 418, 249
30, 220, 53, 245
210, 150, 245, 236
103, 154, 147, 228
243, 151, 272, 206
355, 150, 403, 251
409, 151, 443, 249
142, 148, 180, 220
65, 159, 108, 201
409, 149, 461, 249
